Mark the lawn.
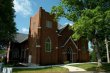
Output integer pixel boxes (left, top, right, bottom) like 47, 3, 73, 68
13, 66, 69, 73
71, 63, 110, 71
0, 50, 6, 54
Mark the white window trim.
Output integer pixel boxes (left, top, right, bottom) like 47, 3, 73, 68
36, 45, 40, 47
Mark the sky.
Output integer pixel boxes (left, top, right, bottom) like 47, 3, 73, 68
13, 0, 92, 50
13, 0, 73, 34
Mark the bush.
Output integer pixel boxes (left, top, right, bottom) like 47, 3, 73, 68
2, 57, 7, 64
64, 61, 69, 64
90, 50, 97, 62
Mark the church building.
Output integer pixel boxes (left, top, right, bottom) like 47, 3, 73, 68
9, 7, 89, 65
28, 7, 89, 65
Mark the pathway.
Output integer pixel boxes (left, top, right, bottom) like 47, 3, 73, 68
61, 64, 86, 72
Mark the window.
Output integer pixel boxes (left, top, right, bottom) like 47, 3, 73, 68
45, 37, 51, 52
36, 40, 40, 47
46, 21, 52, 28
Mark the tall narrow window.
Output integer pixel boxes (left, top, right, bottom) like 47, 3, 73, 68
36, 40, 40, 47
45, 37, 51, 52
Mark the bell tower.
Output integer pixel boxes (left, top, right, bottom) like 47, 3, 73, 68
29, 7, 59, 65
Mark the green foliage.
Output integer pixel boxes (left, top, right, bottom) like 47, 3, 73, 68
90, 50, 97, 62
99, 41, 107, 62
73, 6, 110, 41
0, 50, 6, 54
2, 57, 7, 64
0, 0, 17, 42
90, 41, 107, 62
64, 61, 69, 64
51, 6, 64, 20
51, 0, 110, 41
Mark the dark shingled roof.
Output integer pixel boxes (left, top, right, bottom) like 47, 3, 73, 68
58, 24, 69, 34
14, 33, 28, 43
58, 24, 66, 30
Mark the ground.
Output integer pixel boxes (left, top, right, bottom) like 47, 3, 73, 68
1, 62, 110, 73
71, 63, 110, 71
12, 66, 69, 73
0, 50, 6, 54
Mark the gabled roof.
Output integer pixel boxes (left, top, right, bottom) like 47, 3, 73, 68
58, 24, 67, 30
58, 24, 69, 34
62, 37, 78, 50
14, 33, 28, 43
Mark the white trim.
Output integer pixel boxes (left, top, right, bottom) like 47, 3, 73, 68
36, 45, 40, 47
56, 47, 58, 49
62, 37, 78, 50
28, 55, 32, 64
62, 38, 70, 47
37, 26, 41, 29
70, 37, 78, 49
58, 34, 62, 36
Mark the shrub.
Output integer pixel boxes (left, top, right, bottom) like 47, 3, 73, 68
64, 61, 69, 64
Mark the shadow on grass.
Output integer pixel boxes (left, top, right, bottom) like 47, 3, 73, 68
83, 63, 110, 71
85, 67, 97, 71
13, 67, 52, 72
72, 63, 110, 72
13, 66, 69, 73
101, 63, 110, 71
86, 63, 110, 72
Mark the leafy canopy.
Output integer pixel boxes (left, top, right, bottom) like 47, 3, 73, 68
51, 0, 110, 41
0, 0, 17, 42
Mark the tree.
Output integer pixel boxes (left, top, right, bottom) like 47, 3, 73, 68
99, 41, 107, 62
51, 0, 110, 67
0, 0, 17, 45
90, 50, 97, 62
105, 38, 110, 63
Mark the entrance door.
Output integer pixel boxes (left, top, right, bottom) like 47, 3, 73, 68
66, 48, 73, 62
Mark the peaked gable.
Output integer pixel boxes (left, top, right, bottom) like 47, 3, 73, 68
62, 37, 78, 50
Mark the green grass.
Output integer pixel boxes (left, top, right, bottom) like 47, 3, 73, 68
71, 63, 110, 71
0, 50, 6, 54
13, 66, 69, 73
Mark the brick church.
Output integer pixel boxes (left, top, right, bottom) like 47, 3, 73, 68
9, 7, 89, 65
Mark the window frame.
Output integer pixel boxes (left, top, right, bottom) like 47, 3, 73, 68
45, 37, 52, 52
46, 20, 52, 28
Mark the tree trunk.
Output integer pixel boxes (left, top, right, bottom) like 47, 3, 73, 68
92, 38, 102, 67
105, 37, 110, 63
7, 42, 11, 63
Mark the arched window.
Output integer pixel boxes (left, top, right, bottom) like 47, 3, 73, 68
45, 37, 51, 52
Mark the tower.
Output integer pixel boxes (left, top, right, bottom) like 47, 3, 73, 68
29, 7, 58, 65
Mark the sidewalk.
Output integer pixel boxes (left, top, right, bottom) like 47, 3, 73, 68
61, 64, 86, 72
